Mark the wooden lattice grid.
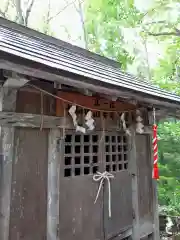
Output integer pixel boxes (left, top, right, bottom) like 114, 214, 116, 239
63, 131, 129, 178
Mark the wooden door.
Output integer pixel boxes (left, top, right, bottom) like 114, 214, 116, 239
103, 132, 133, 239
59, 131, 104, 240
9, 128, 48, 240
59, 130, 133, 240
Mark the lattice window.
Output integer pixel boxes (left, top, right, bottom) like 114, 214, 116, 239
63, 131, 129, 177
105, 133, 129, 173
64, 133, 100, 177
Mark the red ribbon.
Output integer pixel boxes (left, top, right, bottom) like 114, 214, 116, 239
152, 124, 159, 179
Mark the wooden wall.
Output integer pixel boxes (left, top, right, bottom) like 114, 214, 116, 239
136, 134, 154, 236
9, 128, 48, 240
6, 88, 51, 239
16, 88, 55, 116
0, 87, 157, 239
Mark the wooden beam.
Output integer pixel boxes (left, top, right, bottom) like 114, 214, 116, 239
0, 87, 17, 240
149, 109, 180, 121
117, 228, 132, 239
3, 77, 29, 88
47, 129, 61, 240
0, 111, 153, 133
0, 112, 71, 128
129, 128, 140, 240
56, 91, 136, 117
1, 59, 180, 110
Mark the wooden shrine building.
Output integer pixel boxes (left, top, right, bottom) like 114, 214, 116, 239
0, 17, 180, 240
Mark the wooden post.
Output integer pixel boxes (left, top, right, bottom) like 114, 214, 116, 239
152, 180, 160, 240
129, 128, 140, 240
148, 111, 160, 240
47, 129, 61, 240
0, 87, 17, 240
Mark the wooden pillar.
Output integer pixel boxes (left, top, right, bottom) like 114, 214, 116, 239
129, 128, 140, 240
148, 112, 160, 240
47, 129, 61, 240
150, 137, 160, 240
0, 87, 17, 240
152, 180, 160, 240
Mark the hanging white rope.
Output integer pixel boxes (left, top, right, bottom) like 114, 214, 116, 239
93, 171, 114, 218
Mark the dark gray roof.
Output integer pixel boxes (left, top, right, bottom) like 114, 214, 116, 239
0, 17, 180, 109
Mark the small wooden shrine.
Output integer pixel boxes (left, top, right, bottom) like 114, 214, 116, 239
0, 17, 180, 240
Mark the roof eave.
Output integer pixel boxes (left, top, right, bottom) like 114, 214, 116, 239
0, 52, 179, 111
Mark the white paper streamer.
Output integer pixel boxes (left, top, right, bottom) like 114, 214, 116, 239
69, 105, 78, 127
120, 113, 131, 136
69, 106, 95, 133
76, 125, 86, 134
85, 111, 95, 131
69, 105, 86, 133
136, 111, 144, 134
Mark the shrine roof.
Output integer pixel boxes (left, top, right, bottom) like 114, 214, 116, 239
0, 17, 180, 111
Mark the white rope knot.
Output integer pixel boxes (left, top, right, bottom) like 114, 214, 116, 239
93, 171, 114, 218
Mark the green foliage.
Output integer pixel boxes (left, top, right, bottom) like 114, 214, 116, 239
84, 0, 145, 69
158, 121, 180, 214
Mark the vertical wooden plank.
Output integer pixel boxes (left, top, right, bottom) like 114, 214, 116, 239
0, 87, 17, 240
104, 132, 133, 239
59, 131, 103, 240
9, 129, 48, 240
150, 141, 160, 240
136, 134, 153, 223
148, 112, 160, 240
152, 180, 160, 240
47, 129, 60, 240
129, 128, 140, 240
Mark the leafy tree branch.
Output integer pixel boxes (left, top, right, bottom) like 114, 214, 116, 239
24, 0, 35, 26
148, 28, 180, 37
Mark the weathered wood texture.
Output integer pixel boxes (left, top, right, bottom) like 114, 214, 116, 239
0, 111, 153, 132
129, 130, 140, 240
47, 129, 60, 240
56, 91, 137, 117
0, 112, 69, 128
152, 180, 160, 240
59, 175, 104, 240
136, 134, 153, 230
59, 130, 133, 240
0, 87, 17, 240
59, 131, 103, 240
103, 131, 133, 239
16, 89, 55, 116
104, 171, 133, 239
0, 127, 15, 240
9, 128, 48, 240
0, 57, 180, 109
148, 111, 160, 240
